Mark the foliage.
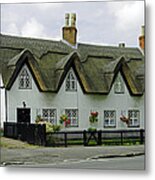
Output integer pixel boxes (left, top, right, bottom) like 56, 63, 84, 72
52, 124, 61, 132
35, 115, 43, 123
89, 111, 99, 123
35, 116, 61, 133
87, 127, 97, 132
59, 114, 71, 127
46, 134, 61, 146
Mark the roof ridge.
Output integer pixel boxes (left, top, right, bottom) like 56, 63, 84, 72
0, 33, 61, 44
78, 42, 139, 50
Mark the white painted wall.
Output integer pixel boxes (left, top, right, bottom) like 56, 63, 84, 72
0, 74, 6, 128
7, 64, 144, 130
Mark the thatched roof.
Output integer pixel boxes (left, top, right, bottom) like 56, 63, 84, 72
0, 34, 144, 95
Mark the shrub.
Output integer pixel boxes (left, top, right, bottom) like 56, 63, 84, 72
35, 116, 61, 133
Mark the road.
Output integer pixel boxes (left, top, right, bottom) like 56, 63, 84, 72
1, 145, 145, 170
42, 155, 145, 170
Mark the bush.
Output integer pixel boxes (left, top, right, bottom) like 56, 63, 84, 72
35, 116, 61, 133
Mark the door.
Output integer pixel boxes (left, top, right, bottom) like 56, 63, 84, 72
17, 108, 31, 123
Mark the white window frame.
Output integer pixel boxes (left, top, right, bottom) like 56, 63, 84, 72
65, 109, 78, 127
65, 69, 77, 91
42, 108, 57, 125
114, 76, 124, 94
128, 110, 140, 127
19, 68, 32, 89
104, 110, 116, 128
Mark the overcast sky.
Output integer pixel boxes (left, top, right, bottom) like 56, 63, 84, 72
1, 0, 144, 47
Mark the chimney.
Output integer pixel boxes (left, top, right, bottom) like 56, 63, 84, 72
139, 25, 145, 50
119, 42, 125, 48
62, 13, 77, 46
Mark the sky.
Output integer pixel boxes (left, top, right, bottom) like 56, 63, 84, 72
1, 0, 145, 47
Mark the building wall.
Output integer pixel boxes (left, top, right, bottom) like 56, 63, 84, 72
7, 64, 144, 130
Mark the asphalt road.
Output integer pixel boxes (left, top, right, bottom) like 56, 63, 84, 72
1, 145, 145, 170
43, 155, 145, 170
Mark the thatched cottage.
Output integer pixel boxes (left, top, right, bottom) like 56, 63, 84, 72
0, 13, 144, 130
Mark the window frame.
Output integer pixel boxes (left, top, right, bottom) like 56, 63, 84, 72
103, 110, 116, 128
19, 68, 32, 89
128, 110, 140, 128
65, 109, 78, 127
42, 108, 57, 125
65, 69, 77, 92
114, 76, 125, 94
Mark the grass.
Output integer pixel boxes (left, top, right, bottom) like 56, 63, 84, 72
1, 134, 142, 148
0, 137, 40, 149
66, 138, 141, 146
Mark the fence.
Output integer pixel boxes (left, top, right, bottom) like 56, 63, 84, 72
4, 122, 145, 147
4, 122, 46, 146
46, 129, 145, 147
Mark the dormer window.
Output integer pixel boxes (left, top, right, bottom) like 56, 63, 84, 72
19, 68, 31, 89
114, 76, 124, 94
65, 69, 77, 91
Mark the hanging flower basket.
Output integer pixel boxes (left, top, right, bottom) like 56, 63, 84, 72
89, 111, 99, 124
120, 115, 129, 125
59, 114, 71, 128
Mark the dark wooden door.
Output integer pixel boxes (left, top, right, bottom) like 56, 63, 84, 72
17, 108, 31, 123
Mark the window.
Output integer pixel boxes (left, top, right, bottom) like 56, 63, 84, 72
19, 68, 31, 89
128, 110, 140, 127
104, 110, 116, 128
114, 76, 124, 94
42, 108, 57, 124
65, 109, 78, 127
65, 70, 77, 91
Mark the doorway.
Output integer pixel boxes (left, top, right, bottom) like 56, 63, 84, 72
17, 108, 31, 123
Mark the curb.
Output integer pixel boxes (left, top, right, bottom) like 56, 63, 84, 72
90, 152, 145, 160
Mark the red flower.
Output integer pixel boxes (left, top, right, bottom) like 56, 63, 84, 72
65, 119, 71, 127
91, 111, 98, 117
67, 119, 71, 124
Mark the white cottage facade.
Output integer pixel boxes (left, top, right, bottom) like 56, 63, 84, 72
6, 64, 144, 130
0, 14, 145, 131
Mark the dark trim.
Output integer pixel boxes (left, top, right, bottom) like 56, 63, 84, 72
56, 52, 86, 94
5, 89, 8, 122
128, 125, 140, 128
6, 50, 43, 92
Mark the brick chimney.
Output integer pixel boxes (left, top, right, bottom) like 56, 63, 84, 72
139, 25, 145, 50
62, 13, 77, 46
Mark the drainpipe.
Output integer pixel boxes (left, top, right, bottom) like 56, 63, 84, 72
5, 89, 8, 122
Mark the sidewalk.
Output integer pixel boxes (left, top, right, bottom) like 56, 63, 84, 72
1, 145, 145, 167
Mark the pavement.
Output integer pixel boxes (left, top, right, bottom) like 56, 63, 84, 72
1, 145, 145, 168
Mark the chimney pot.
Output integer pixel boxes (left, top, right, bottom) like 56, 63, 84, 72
70, 13, 76, 27
65, 13, 69, 26
119, 43, 125, 48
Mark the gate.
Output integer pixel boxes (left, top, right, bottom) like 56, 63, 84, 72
83, 130, 102, 146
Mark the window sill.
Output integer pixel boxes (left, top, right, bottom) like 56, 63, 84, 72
104, 126, 116, 128
128, 125, 140, 128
